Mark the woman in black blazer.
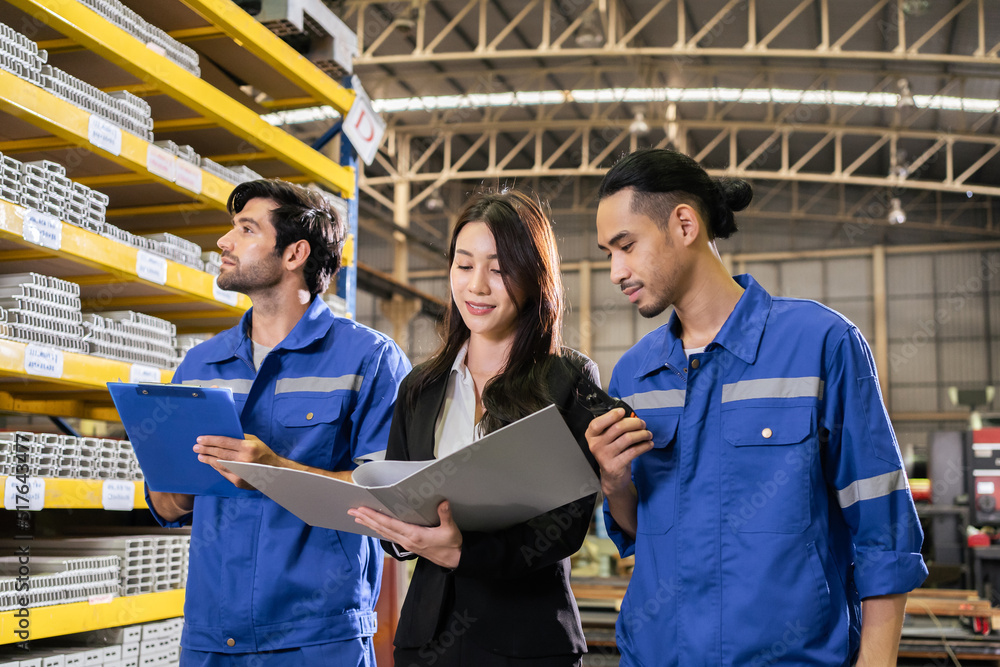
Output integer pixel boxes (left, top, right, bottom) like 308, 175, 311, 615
350, 190, 601, 666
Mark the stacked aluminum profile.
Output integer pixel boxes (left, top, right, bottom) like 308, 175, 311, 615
201, 251, 222, 276
200, 158, 263, 186
0, 555, 121, 611
0, 432, 143, 481
152, 139, 201, 168
18, 160, 110, 233
1, 152, 204, 264
0, 273, 87, 353
0, 21, 46, 87
0, 431, 36, 477
19, 159, 67, 217
83, 310, 180, 370
78, 0, 199, 77
175, 333, 211, 359
231, 165, 264, 183
143, 232, 203, 271
0, 151, 110, 231
151, 537, 189, 593
0, 536, 191, 599
0, 618, 183, 667
41, 64, 154, 142
0, 153, 21, 205
100, 224, 208, 271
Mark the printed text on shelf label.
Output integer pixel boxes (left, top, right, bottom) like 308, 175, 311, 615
24, 344, 64, 378
103, 480, 136, 511
88, 115, 123, 156
22, 209, 62, 250
4, 476, 45, 511
136, 250, 168, 285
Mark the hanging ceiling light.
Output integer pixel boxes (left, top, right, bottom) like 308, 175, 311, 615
629, 111, 650, 136
424, 189, 445, 212
395, 1, 419, 33
887, 197, 907, 224
896, 78, 915, 110
902, 0, 930, 16
890, 149, 909, 179
575, 11, 604, 48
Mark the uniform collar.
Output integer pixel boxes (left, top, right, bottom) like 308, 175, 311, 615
635, 274, 771, 377
201, 296, 336, 363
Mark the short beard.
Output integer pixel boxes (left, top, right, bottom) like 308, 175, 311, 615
638, 299, 669, 318
217, 259, 282, 295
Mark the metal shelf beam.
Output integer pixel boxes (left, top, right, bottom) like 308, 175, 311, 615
0, 590, 183, 643
10, 0, 355, 198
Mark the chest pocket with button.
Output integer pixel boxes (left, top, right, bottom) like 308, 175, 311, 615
722, 405, 816, 534
633, 414, 680, 535
273, 394, 350, 464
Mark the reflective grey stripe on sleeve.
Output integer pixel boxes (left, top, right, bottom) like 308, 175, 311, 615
837, 469, 908, 509
274, 375, 363, 395
622, 389, 686, 410
721, 376, 824, 403
181, 378, 253, 394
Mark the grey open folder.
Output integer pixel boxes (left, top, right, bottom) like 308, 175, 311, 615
220, 405, 600, 539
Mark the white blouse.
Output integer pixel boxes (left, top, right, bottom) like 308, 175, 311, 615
433, 341, 484, 459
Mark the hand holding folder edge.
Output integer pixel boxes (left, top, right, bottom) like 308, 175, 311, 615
218, 405, 602, 539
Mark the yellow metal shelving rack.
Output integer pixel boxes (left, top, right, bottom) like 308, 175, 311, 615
0, 69, 234, 208
0, 0, 365, 646
0, 200, 250, 313
0, 590, 184, 643
8, 0, 355, 199
0, 476, 148, 509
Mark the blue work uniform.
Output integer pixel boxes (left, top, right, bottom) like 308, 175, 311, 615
606, 274, 927, 667
147, 297, 411, 662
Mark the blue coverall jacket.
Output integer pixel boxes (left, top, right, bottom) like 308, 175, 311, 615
606, 274, 927, 666
149, 297, 410, 655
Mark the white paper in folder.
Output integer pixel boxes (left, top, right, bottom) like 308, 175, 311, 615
219, 405, 599, 539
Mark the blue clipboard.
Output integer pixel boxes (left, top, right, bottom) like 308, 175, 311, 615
108, 382, 253, 497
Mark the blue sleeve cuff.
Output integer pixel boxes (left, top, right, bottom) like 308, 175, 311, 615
144, 484, 192, 528
603, 498, 636, 558
854, 548, 928, 598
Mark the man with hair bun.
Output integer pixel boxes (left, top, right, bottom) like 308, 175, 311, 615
587, 149, 926, 666
146, 179, 410, 666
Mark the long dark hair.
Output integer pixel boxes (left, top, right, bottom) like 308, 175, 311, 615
405, 189, 564, 434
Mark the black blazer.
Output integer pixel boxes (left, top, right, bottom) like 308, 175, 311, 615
383, 350, 601, 658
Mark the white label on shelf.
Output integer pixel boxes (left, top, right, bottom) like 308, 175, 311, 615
22, 208, 62, 250
130, 363, 161, 383
136, 250, 168, 285
213, 277, 239, 306
88, 593, 116, 605
146, 144, 177, 181
88, 114, 122, 156
24, 344, 64, 378
175, 160, 203, 194
4, 476, 45, 511
146, 41, 167, 57
102, 480, 136, 511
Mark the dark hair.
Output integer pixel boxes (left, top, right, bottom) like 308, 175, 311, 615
406, 189, 564, 434
598, 149, 753, 239
227, 179, 345, 297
